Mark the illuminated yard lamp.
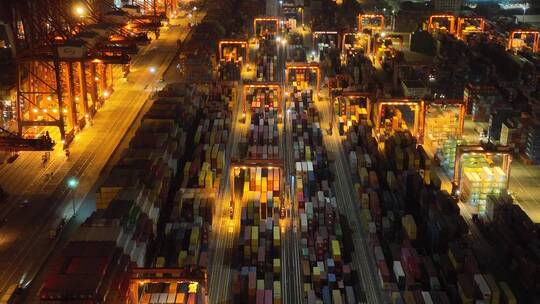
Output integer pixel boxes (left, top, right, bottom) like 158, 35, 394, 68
67, 177, 79, 216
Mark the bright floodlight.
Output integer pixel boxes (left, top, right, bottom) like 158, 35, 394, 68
275, 36, 281, 43
74, 5, 86, 17
149, 66, 157, 74
68, 178, 79, 189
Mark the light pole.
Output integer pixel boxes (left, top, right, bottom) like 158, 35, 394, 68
149, 66, 157, 93
523, 4, 528, 23
67, 177, 79, 217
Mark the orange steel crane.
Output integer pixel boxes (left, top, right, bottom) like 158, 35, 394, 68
428, 15, 456, 34
253, 17, 280, 37
285, 62, 321, 92
333, 91, 373, 120
424, 98, 466, 135
242, 82, 282, 115
129, 267, 208, 304
312, 31, 340, 52
6, 0, 144, 149
358, 14, 385, 32
230, 159, 285, 205
453, 144, 512, 191
457, 16, 485, 39
507, 30, 540, 53
373, 98, 425, 142
342, 32, 372, 54
218, 39, 249, 62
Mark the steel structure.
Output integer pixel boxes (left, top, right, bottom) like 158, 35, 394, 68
428, 15, 456, 34
341, 32, 372, 54
242, 82, 282, 115
217, 39, 248, 62
507, 30, 540, 53
284, 62, 321, 92
425, 98, 466, 135
358, 14, 385, 32
230, 159, 285, 206
453, 144, 512, 190
129, 267, 208, 304
457, 16, 485, 39
333, 91, 373, 120
373, 98, 425, 142
253, 17, 280, 37
312, 31, 340, 53
2, 0, 158, 150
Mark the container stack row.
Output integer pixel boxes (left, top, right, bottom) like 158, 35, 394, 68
256, 38, 278, 82
138, 282, 204, 304
334, 96, 369, 131
289, 87, 358, 304
480, 194, 539, 295
219, 60, 241, 81
232, 84, 283, 304
147, 83, 235, 296
180, 85, 233, 190
46, 84, 207, 303
437, 136, 466, 177
341, 117, 520, 304
40, 241, 133, 303
245, 87, 281, 160
159, 188, 213, 270
424, 105, 460, 151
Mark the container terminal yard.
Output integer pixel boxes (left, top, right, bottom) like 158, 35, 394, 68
1, 0, 540, 303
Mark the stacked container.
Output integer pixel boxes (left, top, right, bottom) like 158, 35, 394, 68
233, 84, 282, 304
338, 107, 512, 303
39, 241, 133, 303
245, 87, 281, 160
290, 86, 357, 303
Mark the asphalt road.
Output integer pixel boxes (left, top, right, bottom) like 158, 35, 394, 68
0, 14, 201, 297
207, 74, 244, 304
280, 43, 304, 304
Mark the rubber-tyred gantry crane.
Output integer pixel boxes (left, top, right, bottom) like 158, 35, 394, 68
218, 39, 248, 63
129, 267, 208, 304
507, 30, 539, 53
253, 17, 280, 37
358, 14, 385, 33
453, 144, 512, 192
285, 62, 321, 93
428, 15, 456, 35
342, 32, 372, 54
373, 98, 425, 142
457, 16, 485, 39
242, 82, 282, 115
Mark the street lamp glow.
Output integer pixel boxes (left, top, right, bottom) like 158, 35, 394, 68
74, 5, 86, 17
149, 66, 157, 74
281, 39, 287, 46
68, 178, 79, 189
275, 36, 281, 43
